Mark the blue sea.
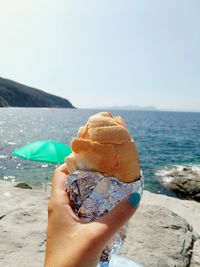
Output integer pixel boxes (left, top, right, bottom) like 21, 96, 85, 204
0, 108, 200, 194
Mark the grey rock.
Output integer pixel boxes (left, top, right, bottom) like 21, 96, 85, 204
0, 183, 48, 267
15, 183, 32, 190
119, 204, 197, 267
0, 215, 6, 220
190, 239, 200, 267
0, 182, 199, 267
160, 167, 200, 202
193, 193, 200, 202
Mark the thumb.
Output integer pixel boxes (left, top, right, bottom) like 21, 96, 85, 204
95, 192, 141, 240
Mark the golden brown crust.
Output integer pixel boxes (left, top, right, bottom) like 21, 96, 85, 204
87, 126, 131, 144
66, 112, 140, 182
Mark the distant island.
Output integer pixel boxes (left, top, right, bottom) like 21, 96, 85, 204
92, 105, 158, 111
0, 77, 75, 108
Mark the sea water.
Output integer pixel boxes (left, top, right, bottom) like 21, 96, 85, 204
0, 108, 200, 194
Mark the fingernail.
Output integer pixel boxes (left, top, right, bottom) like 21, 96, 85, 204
129, 192, 141, 208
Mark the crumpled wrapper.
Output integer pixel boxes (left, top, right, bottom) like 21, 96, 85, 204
65, 171, 144, 263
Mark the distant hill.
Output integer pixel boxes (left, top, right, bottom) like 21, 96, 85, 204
112, 105, 158, 111
93, 105, 158, 111
0, 77, 75, 108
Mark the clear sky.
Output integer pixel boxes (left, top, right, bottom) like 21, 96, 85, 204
0, 0, 200, 110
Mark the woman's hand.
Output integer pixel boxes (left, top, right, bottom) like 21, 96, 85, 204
44, 164, 141, 267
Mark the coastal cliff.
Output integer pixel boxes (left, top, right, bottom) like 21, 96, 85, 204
0, 77, 75, 108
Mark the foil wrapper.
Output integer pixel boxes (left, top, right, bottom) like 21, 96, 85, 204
65, 171, 144, 263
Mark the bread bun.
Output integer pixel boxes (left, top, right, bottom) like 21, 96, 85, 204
66, 112, 140, 183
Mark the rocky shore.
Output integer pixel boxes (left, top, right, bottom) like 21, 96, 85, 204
157, 166, 200, 202
0, 181, 199, 267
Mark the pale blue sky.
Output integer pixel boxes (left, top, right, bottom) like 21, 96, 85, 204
0, 0, 200, 110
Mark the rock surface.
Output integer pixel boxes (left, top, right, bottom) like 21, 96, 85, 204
119, 205, 198, 267
15, 182, 32, 189
0, 181, 199, 267
190, 239, 200, 267
158, 166, 200, 202
0, 182, 48, 267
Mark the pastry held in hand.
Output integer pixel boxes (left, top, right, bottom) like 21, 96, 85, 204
66, 170, 144, 262
66, 112, 140, 183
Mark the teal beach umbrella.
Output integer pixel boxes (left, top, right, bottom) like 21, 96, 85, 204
13, 140, 72, 164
